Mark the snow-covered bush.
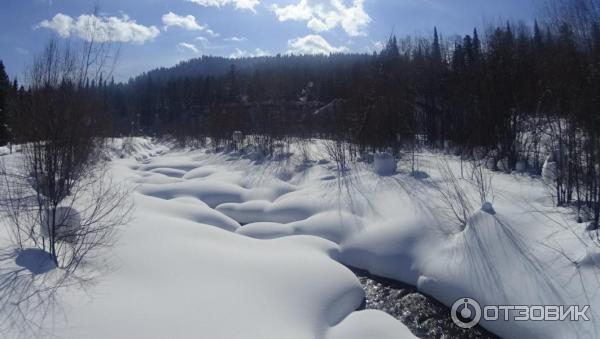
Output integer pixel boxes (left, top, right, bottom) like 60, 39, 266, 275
324, 140, 349, 174
470, 160, 495, 206
434, 159, 474, 230
297, 138, 313, 162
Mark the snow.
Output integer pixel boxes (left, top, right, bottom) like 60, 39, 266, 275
139, 181, 247, 208
238, 211, 365, 243
515, 159, 528, 172
0, 146, 10, 156
54, 211, 376, 339
373, 152, 397, 175
1, 136, 597, 339
0, 137, 415, 339
40, 206, 82, 241
340, 215, 425, 286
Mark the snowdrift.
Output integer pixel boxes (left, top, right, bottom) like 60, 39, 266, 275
2, 138, 596, 339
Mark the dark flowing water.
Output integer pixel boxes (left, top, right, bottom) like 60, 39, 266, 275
351, 267, 499, 339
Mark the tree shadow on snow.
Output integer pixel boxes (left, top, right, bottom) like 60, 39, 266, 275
455, 213, 590, 337
0, 247, 109, 339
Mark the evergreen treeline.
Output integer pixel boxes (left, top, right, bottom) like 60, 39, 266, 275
60, 21, 596, 165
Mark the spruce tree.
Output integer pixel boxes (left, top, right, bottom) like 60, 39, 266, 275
432, 27, 442, 64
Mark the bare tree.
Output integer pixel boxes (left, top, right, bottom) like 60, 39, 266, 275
0, 17, 129, 337
433, 159, 475, 231
323, 138, 350, 174
469, 159, 495, 206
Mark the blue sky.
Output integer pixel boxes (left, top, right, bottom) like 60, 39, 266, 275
0, 0, 541, 82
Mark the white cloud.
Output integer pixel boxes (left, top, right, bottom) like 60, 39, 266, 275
229, 48, 270, 58
364, 40, 384, 53
287, 34, 348, 55
177, 42, 200, 53
37, 13, 159, 43
271, 0, 370, 37
195, 36, 211, 48
187, 0, 260, 12
226, 36, 247, 42
203, 28, 219, 37
162, 12, 204, 31
37, 13, 73, 37
162, 12, 219, 37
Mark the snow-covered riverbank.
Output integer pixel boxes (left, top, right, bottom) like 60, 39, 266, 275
1, 138, 597, 338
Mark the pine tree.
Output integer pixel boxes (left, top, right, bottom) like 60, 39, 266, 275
381, 35, 399, 60
533, 20, 543, 48
432, 27, 442, 64
472, 28, 481, 60
227, 64, 239, 102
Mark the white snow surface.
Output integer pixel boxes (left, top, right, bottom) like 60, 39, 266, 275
0, 138, 416, 339
1, 137, 598, 339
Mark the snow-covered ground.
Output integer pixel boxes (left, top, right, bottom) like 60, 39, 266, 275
1, 137, 598, 338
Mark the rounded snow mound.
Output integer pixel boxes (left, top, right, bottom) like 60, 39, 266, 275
542, 155, 558, 181
40, 207, 81, 242
515, 159, 528, 172
496, 158, 510, 173
373, 152, 397, 176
